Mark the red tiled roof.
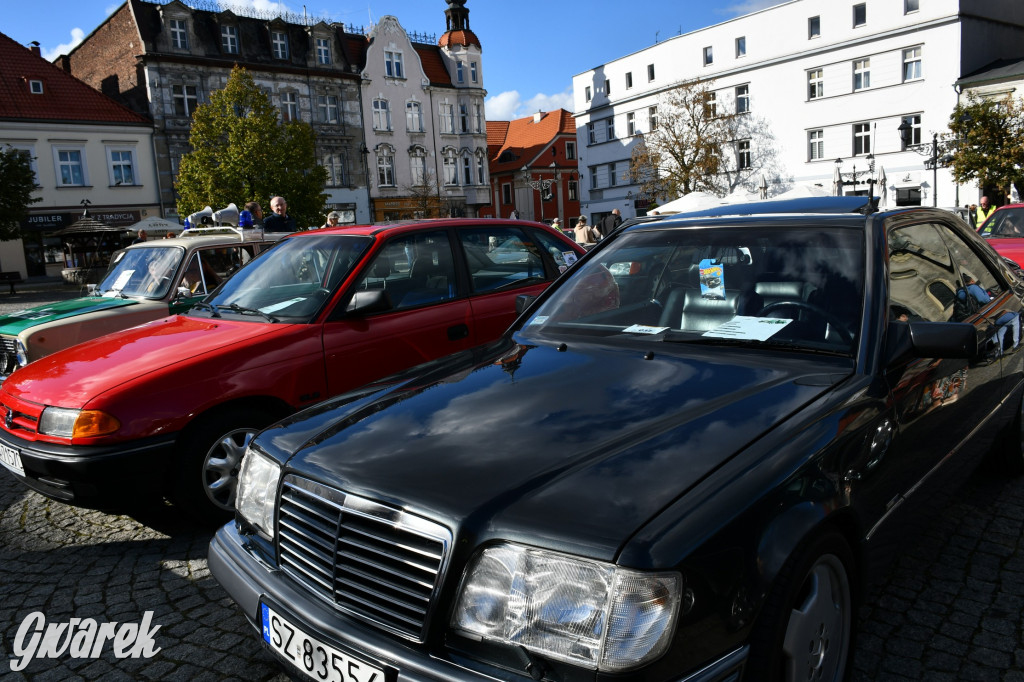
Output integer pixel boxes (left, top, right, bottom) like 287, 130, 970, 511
488, 109, 577, 173
0, 31, 151, 125
439, 29, 481, 49
413, 44, 452, 86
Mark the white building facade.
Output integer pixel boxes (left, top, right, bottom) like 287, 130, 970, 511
360, 3, 489, 222
573, 0, 1024, 222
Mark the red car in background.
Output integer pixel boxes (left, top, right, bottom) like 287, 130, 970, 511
0, 219, 584, 521
978, 203, 1024, 267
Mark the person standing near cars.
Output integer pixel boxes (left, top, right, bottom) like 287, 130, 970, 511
976, 196, 996, 226
243, 201, 264, 227
321, 211, 341, 229
596, 208, 622, 240
263, 196, 297, 232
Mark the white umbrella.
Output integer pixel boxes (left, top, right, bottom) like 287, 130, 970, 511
758, 173, 769, 200
877, 166, 889, 208
654, 191, 726, 215
832, 164, 843, 196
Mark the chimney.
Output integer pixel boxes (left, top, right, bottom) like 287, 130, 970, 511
533, 110, 544, 123
29, 41, 40, 57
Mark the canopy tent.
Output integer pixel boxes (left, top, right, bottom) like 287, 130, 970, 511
653, 191, 729, 215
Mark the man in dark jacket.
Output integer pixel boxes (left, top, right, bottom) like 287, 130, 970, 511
597, 208, 622, 239
263, 196, 297, 232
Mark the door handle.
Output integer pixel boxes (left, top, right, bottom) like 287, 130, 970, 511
447, 324, 469, 341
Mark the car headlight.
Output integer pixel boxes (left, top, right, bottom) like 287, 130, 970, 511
451, 543, 681, 672
15, 339, 27, 367
235, 446, 281, 539
38, 407, 120, 438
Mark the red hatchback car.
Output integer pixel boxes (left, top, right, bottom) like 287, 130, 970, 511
978, 203, 1024, 266
0, 219, 583, 520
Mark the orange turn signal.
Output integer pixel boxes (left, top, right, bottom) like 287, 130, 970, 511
71, 410, 121, 439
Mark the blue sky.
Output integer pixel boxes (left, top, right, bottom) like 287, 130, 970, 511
4, 0, 780, 120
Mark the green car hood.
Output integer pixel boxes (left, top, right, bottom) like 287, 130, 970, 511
0, 296, 140, 335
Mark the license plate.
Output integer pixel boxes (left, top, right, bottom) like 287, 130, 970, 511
261, 603, 385, 682
0, 442, 23, 476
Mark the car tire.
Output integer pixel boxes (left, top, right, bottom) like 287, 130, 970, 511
746, 529, 855, 682
170, 406, 278, 524
987, 391, 1024, 476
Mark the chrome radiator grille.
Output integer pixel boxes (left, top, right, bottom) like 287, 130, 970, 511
276, 475, 451, 642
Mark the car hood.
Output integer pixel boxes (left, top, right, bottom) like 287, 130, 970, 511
0, 296, 140, 335
3, 315, 284, 407
264, 338, 851, 561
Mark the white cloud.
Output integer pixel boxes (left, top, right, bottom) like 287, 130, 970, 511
485, 91, 522, 121
43, 28, 85, 61
485, 88, 574, 122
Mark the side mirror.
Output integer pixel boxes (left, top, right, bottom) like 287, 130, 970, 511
515, 294, 537, 315
886, 320, 978, 363
174, 286, 193, 300
346, 289, 393, 316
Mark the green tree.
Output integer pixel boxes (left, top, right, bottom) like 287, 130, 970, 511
0, 146, 41, 241
946, 93, 1024, 197
176, 66, 328, 228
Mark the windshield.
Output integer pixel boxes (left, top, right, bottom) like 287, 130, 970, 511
979, 208, 1024, 238
97, 246, 185, 299
200, 234, 372, 322
520, 224, 865, 355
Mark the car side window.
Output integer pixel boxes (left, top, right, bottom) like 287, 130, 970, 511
888, 223, 962, 323
937, 225, 1003, 312
456, 226, 546, 293
527, 228, 577, 273
353, 230, 456, 311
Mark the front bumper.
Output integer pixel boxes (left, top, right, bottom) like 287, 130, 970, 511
209, 523, 749, 682
0, 428, 177, 508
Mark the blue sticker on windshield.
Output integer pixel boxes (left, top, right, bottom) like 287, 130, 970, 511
699, 259, 725, 300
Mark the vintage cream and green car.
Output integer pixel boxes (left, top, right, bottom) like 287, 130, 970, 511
0, 229, 282, 379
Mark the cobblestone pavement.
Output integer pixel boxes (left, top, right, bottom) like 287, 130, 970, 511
0, 285, 1022, 680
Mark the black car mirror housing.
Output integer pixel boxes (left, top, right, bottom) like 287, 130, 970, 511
345, 289, 393, 317
886, 320, 978, 363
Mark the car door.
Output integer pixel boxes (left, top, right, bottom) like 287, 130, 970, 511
321, 229, 475, 395
455, 224, 564, 342
870, 220, 1007, 526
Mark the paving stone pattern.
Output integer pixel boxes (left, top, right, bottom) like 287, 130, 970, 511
0, 285, 1022, 680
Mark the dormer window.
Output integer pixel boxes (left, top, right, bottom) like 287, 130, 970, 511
272, 31, 289, 60
29, 80, 43, 94
316, 38, 331, 64
170, 19, 189, 49
221, 25, 239, 54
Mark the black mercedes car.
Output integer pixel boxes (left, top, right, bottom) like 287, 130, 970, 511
209, 198, 1024, 682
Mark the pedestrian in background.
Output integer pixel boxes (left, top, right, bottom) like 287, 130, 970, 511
597, 208, 622, 240
243, 201, 264, 227
321, 211, 341, 229
977, 196, 996, 226
263, 196, 297, 232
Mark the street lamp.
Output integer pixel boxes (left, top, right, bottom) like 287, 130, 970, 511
898, 122, 939, 207
834, 155, 875, 197
521, 168, 554, 222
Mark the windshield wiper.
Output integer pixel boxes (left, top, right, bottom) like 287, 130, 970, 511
191, 300, 221, 318
660, 332, 848, 356
224, 303, 278, 323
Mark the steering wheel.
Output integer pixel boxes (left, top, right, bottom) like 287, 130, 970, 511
757, 300, 855, 344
